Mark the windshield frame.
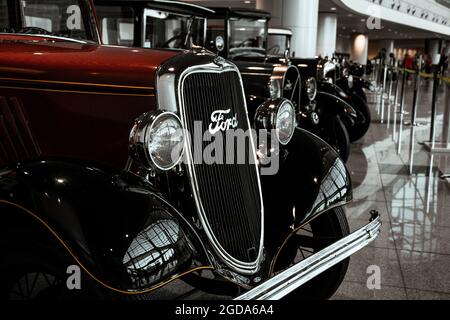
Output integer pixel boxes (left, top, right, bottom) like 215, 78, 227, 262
0, 0, 100, 43
266, 32, 292, 57
141, 7, 207, 49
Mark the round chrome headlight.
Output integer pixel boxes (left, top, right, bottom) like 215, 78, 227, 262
276, 100, 296, 145
255, 98, 296, 146
306, 77, 317, 101
129, 111, 185, 171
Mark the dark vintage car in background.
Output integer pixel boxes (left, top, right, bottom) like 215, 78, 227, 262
268, 28, 374, 143
94, 2, 301, 119
205, 7, 358, 161
93, 1, 354, 161
0, 0, 381, 300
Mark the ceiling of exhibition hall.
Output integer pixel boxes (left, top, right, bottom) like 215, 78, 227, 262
187, 0, 450, 40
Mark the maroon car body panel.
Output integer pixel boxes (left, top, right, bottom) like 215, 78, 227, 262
0, 35, 180, 168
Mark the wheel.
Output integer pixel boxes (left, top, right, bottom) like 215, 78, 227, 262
276, 207, 350, 300
0, 230, 105, 300
347, 93, 371, 143
325, 116, 350, 163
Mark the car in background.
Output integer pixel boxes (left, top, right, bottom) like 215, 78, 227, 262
267, 28, 373, 143
206, 8, 357, 161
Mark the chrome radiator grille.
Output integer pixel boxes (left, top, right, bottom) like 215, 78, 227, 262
181, 70, 263, 269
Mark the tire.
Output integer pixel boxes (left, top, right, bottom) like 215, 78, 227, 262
283, 207, 350, 300
326, 117, 350, 163
347, 93, 371, 143
0, 230, 105, 300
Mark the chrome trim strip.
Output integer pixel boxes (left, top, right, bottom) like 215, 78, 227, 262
0, 33, 89, 44
236, 211, 382, 300
173, 60, 265, 275
240, 73, 273, 77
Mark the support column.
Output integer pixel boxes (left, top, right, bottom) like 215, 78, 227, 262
336, 35, 352, 55
428, 39, 442, 63
351, 34, 369, 65
316, 13, 337, 58
256, 0, 282, 27
281, 0, 319, 58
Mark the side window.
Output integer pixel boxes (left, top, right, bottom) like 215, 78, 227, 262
24, 6, 55, 32
20, 0, 87, 40
0, 0, 9, 30
96, 6, 135, 46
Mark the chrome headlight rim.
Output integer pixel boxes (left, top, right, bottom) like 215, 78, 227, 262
306, 77, 317, 101
269, 78, 282, 99
275, 99, 296, 146
129, 110, 185, 171
254, 98, 296, 146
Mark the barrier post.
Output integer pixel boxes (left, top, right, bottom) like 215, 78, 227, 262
380, 65, 388, 123
429, 69, 440, 149
409, 56, 423, 126
393, 67, 400, 141
397, 69, 407, 154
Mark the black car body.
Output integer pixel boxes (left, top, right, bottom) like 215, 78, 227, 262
268, 28, 373, 143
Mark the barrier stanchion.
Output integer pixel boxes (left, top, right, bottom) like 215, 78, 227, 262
407, 57, 424, 127
397, 68, 407, 154
393, 68, 400, 141
380, 65, 388, 123
387, 67, 393, 129
439, 75, 450, 180
429, 69, 440, 150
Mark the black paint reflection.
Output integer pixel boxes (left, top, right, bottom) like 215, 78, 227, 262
123, 214, 191, 289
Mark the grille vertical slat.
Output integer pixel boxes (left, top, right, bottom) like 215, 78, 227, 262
182, 70, 262, 264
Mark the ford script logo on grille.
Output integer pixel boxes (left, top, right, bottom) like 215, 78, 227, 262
209, 109, 239, 135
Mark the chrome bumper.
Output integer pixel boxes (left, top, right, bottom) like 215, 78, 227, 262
236, 211, 381, 300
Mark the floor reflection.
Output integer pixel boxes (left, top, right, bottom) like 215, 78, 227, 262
334, 77, 450, 300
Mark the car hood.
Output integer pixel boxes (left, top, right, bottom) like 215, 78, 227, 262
0, 35, 181, 89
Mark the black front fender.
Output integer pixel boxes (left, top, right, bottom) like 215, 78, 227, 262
260, 128, 352, 253
0, 159, 209, 294
316, 90, 357, 124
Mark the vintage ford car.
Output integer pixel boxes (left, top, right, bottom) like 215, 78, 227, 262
0, 0, 380, 300
205, 7, 358, 161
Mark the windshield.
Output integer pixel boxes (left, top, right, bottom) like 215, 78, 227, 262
96, 5, 135, 46
0, 1, 9, 31
267, 34, 289, 56
96, 5, 205, 49
229, 17, 267, 57
0, 0, 93, 41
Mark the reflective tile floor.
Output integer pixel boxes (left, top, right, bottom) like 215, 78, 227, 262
333, 75, 450, 300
